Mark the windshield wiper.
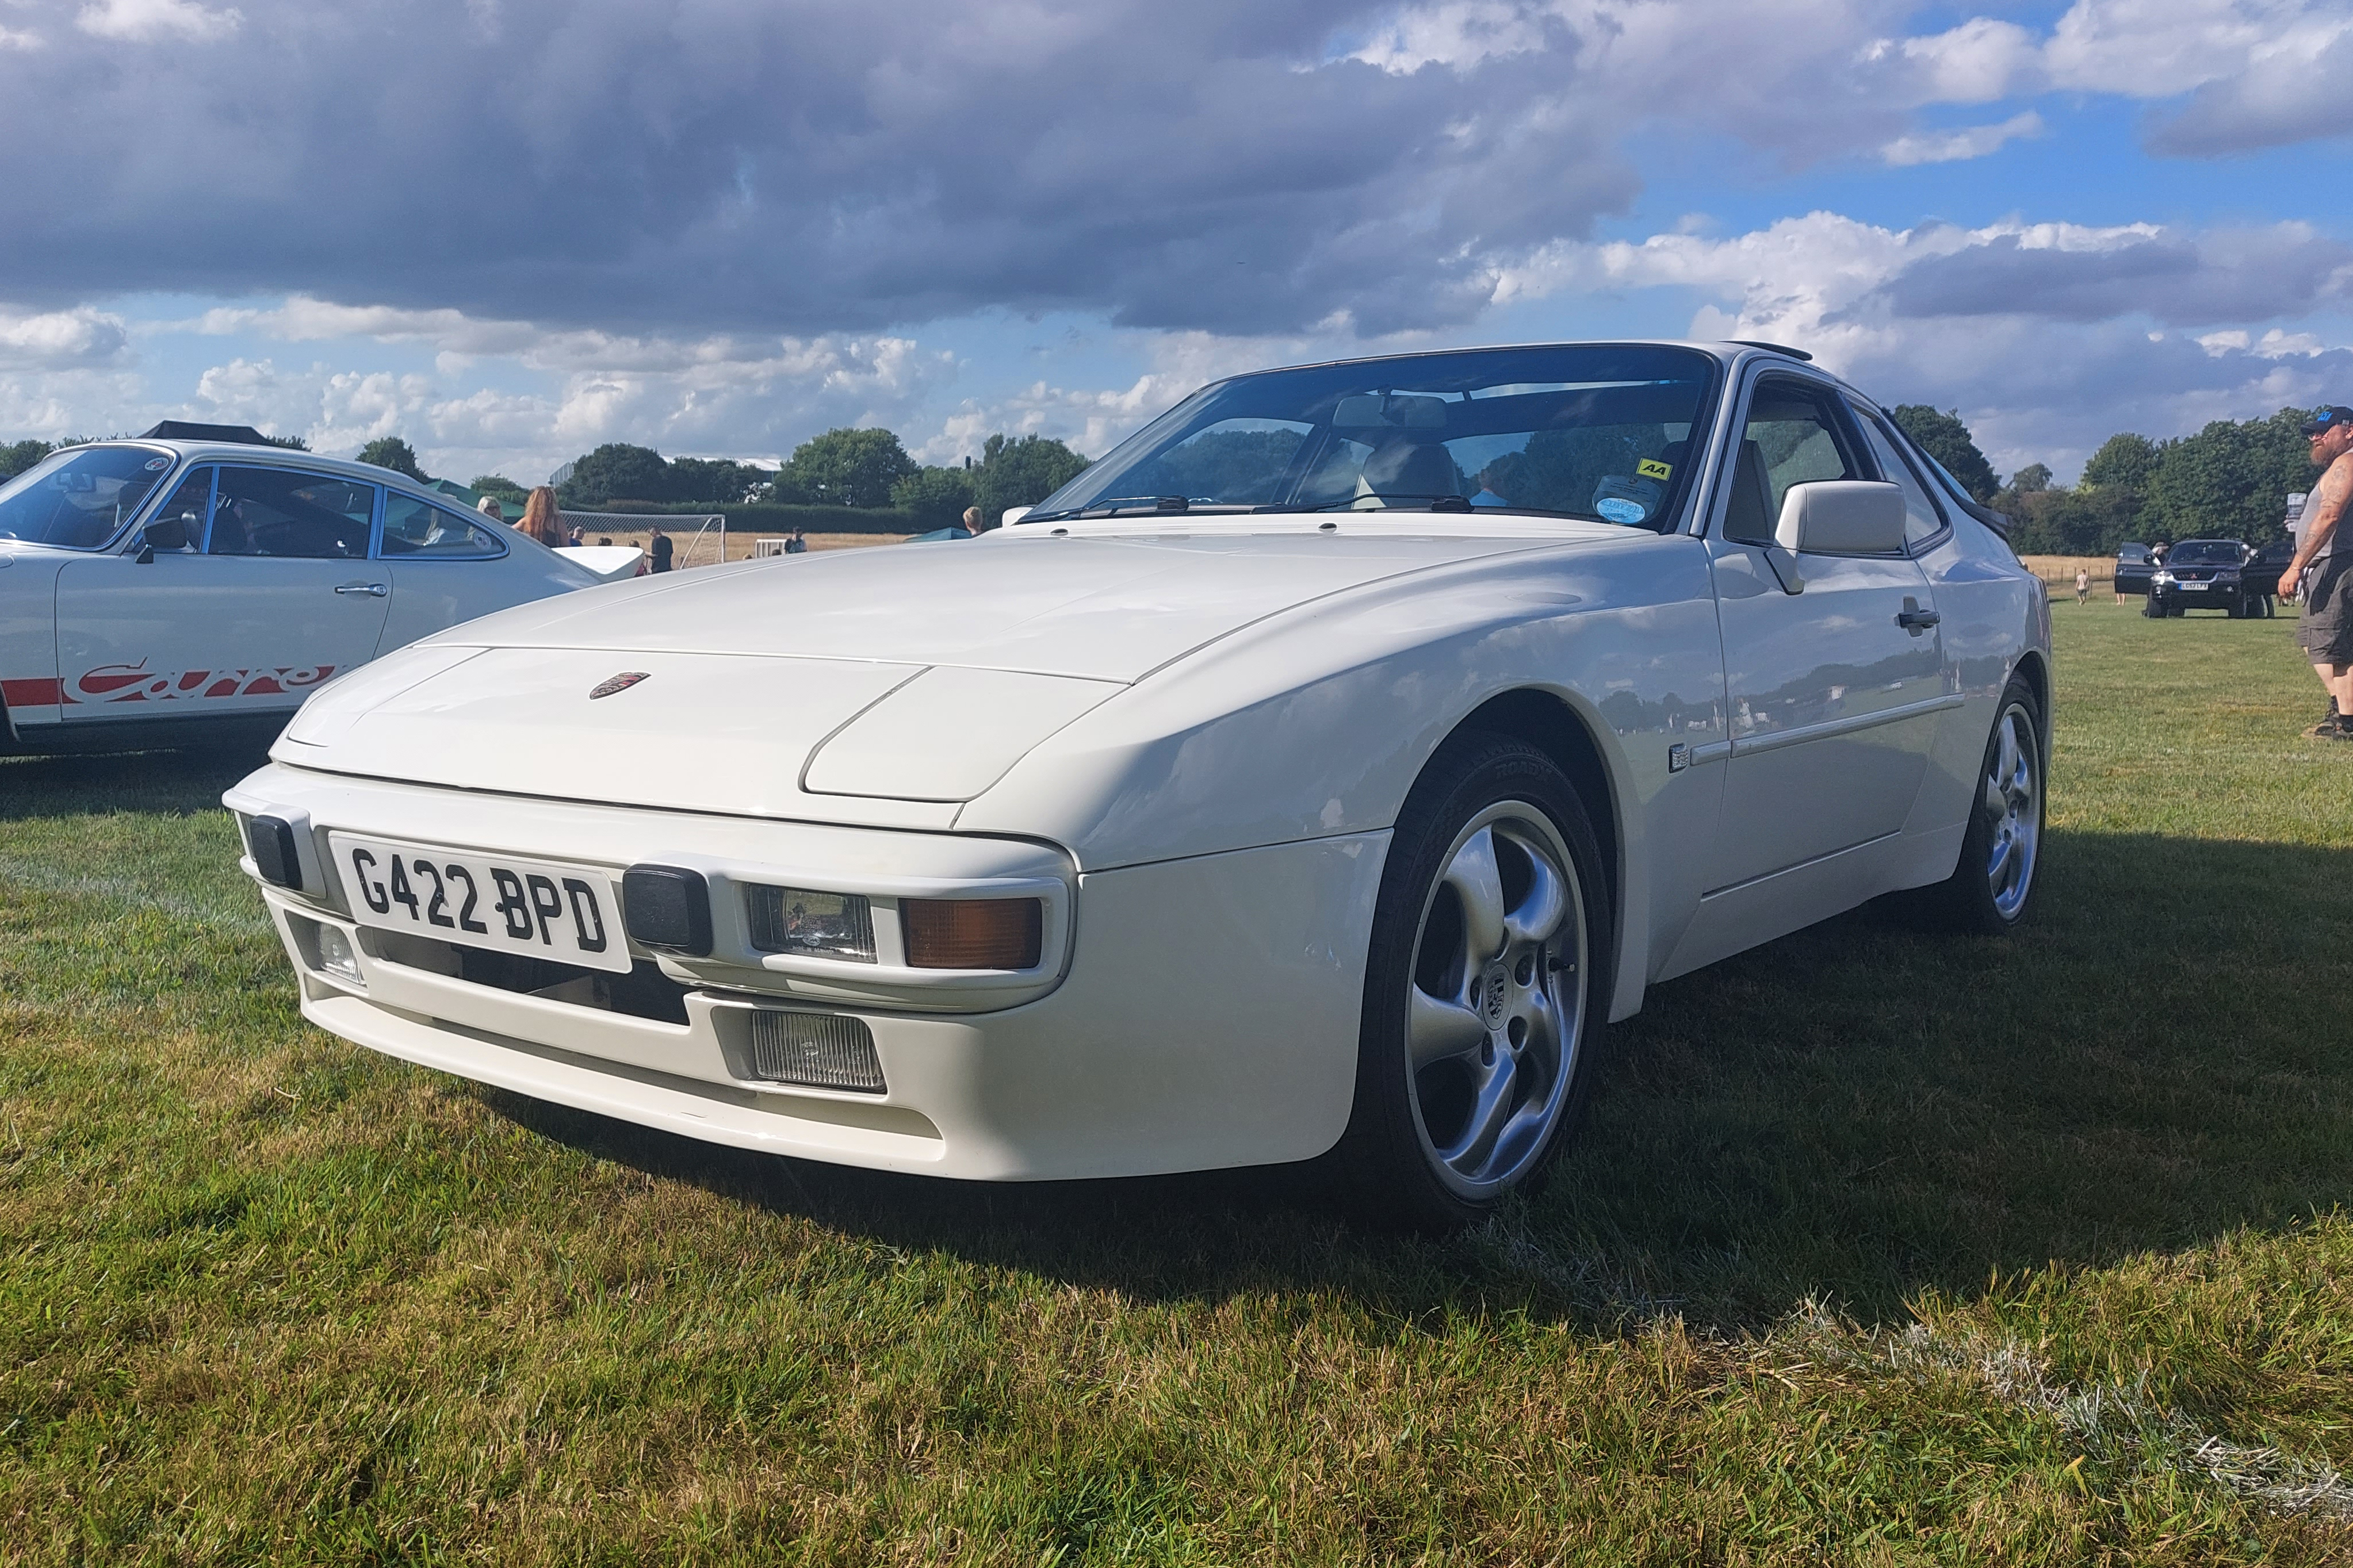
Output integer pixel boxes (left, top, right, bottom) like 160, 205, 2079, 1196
1025, 498, 1269, 522
1309, 493, 1474, 512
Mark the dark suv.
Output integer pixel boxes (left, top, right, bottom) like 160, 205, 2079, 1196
2147, 539, 2275, 618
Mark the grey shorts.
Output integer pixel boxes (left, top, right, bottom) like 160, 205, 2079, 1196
2298, 557, 2353, 664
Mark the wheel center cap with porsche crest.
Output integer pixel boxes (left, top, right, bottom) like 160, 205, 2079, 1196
1480, 960, 1512, 1029
590, 671, 651, 700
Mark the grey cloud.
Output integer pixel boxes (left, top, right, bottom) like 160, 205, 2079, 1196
0, 0, 1636, 338
1873, 229, 2352, 327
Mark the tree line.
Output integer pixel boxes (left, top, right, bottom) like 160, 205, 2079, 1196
6, 403, 2323, 554
1888, 405, 2321, 557
547, 429, 1091, 527
0, 427, 1096, 532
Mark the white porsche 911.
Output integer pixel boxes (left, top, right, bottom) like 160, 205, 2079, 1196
0, 424, 598, 754
226, 343, 2050, 1226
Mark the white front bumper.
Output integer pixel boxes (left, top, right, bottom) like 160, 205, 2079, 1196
234, 764, 1387, 1180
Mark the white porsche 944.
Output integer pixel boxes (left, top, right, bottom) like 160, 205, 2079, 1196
0, 424, 600, 754
226, 343, 2051, 1226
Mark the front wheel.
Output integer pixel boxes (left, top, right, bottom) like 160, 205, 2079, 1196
1333, 735, 1612, 1231
2144, 595, 2164, 618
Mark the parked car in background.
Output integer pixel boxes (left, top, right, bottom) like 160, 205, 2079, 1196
226, 341, 2051, 1228
2114, 542, 2155, 597
2146, 538, 2274, 618
0, 424, 599, 753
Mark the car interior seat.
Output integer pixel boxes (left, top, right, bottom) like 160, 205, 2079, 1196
1358, 440, 1460, 502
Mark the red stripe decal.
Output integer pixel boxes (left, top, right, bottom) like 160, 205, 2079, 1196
1, 677, 64, 707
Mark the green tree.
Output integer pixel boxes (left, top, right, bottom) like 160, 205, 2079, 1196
2080, 432, 2163, 491
2007, 462, 2051, 494
780, 428, 917, 508
0, 439, 53, 480
971, 434, 1090, 524
1889, 406, 1997, 501
560, 443, 672, 507
667, 457, 772, 505
2147, 409, 2316, 545
470, 474, 529, 504
355, 436, 427, 481
890, 465, 975, 527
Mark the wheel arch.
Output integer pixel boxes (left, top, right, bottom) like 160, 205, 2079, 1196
1432, 684, 1643, 1019
2010, 646, 2052, 752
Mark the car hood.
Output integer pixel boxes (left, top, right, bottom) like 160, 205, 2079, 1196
411, 528, 1565, 681
273, 526, 1588, 820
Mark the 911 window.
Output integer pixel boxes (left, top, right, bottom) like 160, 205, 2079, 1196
380, 494, 504, 558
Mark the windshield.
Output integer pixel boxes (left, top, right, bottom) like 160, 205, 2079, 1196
0, 445, 177, 549
2168, 541, 2244, 566
1027, 344, 1719, 531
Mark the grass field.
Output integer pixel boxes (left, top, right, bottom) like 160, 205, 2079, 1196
5, 609, 2352, 1563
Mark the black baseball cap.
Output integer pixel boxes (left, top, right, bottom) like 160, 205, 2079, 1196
2301, 405, 2353, 436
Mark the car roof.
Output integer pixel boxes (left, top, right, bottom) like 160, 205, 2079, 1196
69, 438, 460, 508
1224, 338, 1845, 387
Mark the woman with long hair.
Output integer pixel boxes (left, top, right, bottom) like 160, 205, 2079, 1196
518, 486, 565, 548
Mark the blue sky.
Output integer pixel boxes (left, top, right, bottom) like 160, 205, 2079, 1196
0, 0, 2347, 485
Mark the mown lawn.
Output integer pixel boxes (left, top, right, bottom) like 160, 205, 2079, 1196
4, 604, 2351, 1565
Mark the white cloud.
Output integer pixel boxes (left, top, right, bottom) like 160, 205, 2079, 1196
0, 305, 131, 369
0, 25, 43, 49
1881, 110, 2044, 166
75, 0, 242, 43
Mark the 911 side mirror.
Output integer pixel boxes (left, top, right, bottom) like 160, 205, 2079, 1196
135, 514, 190, 563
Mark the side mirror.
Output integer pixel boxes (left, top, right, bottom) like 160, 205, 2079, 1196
136, 515, 190, 563
1775, 480, 1906, 558
1000, 506, 1032, 528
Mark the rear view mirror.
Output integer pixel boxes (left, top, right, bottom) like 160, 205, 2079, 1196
1775, 481, 1905, 557
1332, 393, 1448, 430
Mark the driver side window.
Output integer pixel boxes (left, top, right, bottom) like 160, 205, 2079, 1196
145, 467, 213, 553
1723, 381, 1862, 545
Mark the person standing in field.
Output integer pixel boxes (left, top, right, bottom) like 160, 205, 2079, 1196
649, 525, 674, 573
476, 494, 503, 520
518, 486, 565, 549
2075, 568, 2090, 605
2277, 405, 2353, 738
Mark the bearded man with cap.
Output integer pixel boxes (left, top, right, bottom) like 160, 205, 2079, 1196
2281, 405, 2353, 738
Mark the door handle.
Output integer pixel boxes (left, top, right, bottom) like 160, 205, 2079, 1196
1896, 597, 1939, 632
334, 582, 389, 597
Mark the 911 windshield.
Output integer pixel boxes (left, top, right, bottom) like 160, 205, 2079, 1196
1026, 344, 1719, 531
0, 445, 176, 549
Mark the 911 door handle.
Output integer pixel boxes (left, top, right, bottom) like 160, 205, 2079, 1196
1896, 597, 1939, 631
335, 582, 389, 597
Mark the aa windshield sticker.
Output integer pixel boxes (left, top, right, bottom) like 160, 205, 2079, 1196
1636, 458, 1673, 481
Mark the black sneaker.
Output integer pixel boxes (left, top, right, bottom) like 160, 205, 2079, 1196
2308, 699, 2344, 738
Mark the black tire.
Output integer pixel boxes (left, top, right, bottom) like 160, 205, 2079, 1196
1911, 678, 2045, 934
2143, 594, 2164, 618
1330, 733, 1613, 1232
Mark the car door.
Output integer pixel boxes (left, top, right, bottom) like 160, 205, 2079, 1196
373, 492, 533, 654
55, 463, 390, 723
1696, 374, 1950, 919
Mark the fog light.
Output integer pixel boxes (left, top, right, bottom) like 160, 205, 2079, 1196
902, 898, 1042, 969
745, 1011, 885, 1092
746, 885, 875, 962
315, 923, 362, 986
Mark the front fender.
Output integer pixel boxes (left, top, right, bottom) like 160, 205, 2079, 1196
956, 535, 1728, 1019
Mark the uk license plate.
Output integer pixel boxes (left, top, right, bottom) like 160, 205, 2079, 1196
2178, 581, 2206, 590
328, 834, 630, 973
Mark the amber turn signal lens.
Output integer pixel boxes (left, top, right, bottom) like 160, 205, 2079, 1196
901, 897, 1043, 969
